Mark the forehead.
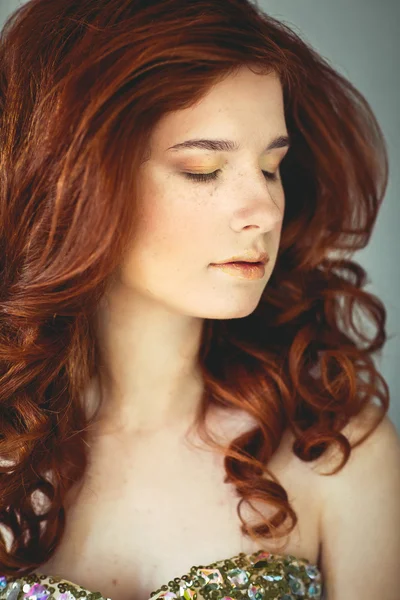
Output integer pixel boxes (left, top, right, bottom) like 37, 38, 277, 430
150, 68, 286, 151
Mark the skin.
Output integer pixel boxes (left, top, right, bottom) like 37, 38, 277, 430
88, 66, 290, 436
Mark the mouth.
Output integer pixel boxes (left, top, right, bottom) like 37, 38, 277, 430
211, 251, 269, 266
210, 260, 266, 280
211, 259, 268, 266
224, 260, 263, 265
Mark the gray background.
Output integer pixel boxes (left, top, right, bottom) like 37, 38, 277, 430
1, 0, 399, 432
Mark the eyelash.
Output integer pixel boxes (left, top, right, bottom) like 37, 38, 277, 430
183, 169, 280, 183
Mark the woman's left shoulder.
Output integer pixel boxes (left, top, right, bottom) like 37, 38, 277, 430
343, 402, 398, 443
316, 404, 400, 599
307, 403, 399, 477
330, 402, 399, 472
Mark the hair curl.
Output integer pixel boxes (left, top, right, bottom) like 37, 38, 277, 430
0, 0, 391, 576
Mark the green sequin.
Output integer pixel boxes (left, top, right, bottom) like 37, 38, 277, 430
0, 549, 323, 600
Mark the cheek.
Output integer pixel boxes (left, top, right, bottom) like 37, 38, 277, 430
134, 183, 211, 263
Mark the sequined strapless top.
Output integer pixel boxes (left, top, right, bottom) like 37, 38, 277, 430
0, 549, 323, 600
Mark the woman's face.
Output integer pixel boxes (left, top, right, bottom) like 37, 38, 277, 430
119, 66, 289, 320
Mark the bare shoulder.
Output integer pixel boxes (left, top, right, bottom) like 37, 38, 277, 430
314, 404, 400, 599
314, 403, 399, 476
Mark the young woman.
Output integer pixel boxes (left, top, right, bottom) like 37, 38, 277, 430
0, 1, 399, 599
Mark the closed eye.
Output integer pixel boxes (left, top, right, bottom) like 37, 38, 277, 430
182, 169, 280, 183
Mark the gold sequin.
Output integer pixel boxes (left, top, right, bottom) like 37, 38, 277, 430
0, 549, 323, 600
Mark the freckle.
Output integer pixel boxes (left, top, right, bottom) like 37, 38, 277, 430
112, 578, 118, 585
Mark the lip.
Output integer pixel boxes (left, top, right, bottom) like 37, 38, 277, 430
212, 251, 269, 265
211, 261, 266, 280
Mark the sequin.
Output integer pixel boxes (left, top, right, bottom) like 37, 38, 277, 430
0, 549, 323, 600
288, 574, 306, 596
308, 582, 322, 597
4, 582, 21, 600
226, 568, 249, 588
305, 565, 320, 579
247, 584, 264, 600
196, 569, 224, 588
252, 552, 272, 562
157, 592, 177, 600
261, 573, 283, 582
23, 583, 51, 600
181, 588, 196, 600
175, 579, 196, 600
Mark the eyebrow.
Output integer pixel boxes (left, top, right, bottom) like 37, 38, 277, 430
167, 134, 291, 153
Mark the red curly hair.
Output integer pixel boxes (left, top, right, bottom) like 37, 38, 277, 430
0, 0, 390, 576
